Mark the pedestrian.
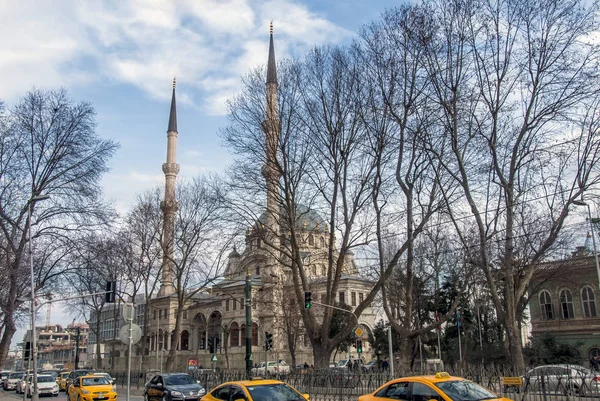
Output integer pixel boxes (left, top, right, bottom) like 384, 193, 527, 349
382, 357, 389, 372
593, 356, 600, 371
352, 359, 359, 372
304, 361, 309, 369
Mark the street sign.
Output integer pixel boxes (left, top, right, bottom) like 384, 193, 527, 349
122, 303, 135, 321
119, 323, 142, 344
211, 354, 218, 362
355, 327, 364, 338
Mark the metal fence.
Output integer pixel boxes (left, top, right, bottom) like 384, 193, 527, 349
108, 366, 600, 401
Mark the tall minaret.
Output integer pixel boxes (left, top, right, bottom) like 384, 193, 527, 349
261, 22, 281, 236
158, 78, 180, 297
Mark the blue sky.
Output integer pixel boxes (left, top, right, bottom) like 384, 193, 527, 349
2, 0, 401, 213
2, 0, 401, 348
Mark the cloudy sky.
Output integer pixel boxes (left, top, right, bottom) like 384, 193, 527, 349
1, 0, 400, 213
2, 0, 401, 348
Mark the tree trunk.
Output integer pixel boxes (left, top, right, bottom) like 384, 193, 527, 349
313, 343, 333, 369
0, 317, 16, 367
506, 319, 525, 371
166, 305, 183, 372
397, 336, 411, 373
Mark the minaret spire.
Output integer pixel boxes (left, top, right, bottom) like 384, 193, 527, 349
262, 22, 280, 236
158, 78, 180, 297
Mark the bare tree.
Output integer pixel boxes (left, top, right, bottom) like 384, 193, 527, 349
164, 176, 229, 372
0, 89, 117, 365
422, 0, 600, 370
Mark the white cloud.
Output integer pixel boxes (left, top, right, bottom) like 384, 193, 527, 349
0, 0, 352, 114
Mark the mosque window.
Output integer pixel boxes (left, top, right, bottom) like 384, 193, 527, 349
308, 235, 314, 246
539, 290, 554, 320
321, 265, 326, 276
560, 289, 574, 319
339, 291, 346, 305
312, 265, 317, 276
257, 238, 262, 248
351, 292, 356, 306
320, 237, 325, 248
252, 323, 259, 346
226, 300, 230, 312
582, 286, 597, 317
183, 310, 188, 319
321, 293, 326, 304
153, 311, 156, 320
233, 299, 237, 311
230, 323, 240, 347
359, 292, 364, 303
241, 297, 245, 310
256, 266, 261, 276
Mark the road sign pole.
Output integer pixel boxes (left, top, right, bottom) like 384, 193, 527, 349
245, 268, 253, 378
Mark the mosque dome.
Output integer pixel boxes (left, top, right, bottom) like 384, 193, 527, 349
257, 204, 327, 232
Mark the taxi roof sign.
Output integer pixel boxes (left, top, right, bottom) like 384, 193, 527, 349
435, 372, 451, 379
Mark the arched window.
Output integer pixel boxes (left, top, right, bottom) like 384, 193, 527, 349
114, 350, 121, 358
583, 286, 597, 318
312, 265, 317, 276
256, 266, 261, 276
319, 237, 325, 248
180, 330, 189, 351
230, 323, 240, 347
308, 235, 314, 246
158, 330, 163, 351
321, 265, 326, 276
539, 290, 554, 320
560, 289, 574, 319
590, 347, 600, 359
252, 323, 259, 346
240, 324, 246, 346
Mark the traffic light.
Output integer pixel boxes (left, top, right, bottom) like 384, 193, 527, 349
208, 337, 215, 353
265, 332, 273, 351
304, 291, 312, 309
357, 340, 363, 354
24, 342, 31, 359
105, 281, 116, 303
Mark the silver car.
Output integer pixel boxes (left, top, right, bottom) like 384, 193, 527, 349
524, 364, 600, 396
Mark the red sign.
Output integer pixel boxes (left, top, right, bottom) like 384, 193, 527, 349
188, 358, 198, 367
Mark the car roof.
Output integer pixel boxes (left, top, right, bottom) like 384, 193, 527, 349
220, 379, 284, 387
390, 374, 466, 384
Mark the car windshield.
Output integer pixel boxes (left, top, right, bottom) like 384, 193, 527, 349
75, 371, 92, 377
246, 384, 304, 401
435, 380, 498, 401
38, 376, 55, 383
61, 373, 70, 379
9, 373, 24, 379
165, 375, 195, 386
82, 377, 110, 386
336, 360, 348, 367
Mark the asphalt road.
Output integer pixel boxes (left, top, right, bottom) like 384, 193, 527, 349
0, 389, 144, 401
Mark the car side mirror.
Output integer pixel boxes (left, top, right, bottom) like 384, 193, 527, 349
157, 383, 163, 387
111, 379, 116, 385
196, 381, 201, 384
303, 394, 310, 400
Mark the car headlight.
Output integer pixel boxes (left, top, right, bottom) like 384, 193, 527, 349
112, 385, 117, 392
81, 389, 91, 394
53, 385, 59, 389
171, 391, 183, 397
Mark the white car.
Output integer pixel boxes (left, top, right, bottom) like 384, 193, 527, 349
5, 372, 25, 390
250, 361, 290, 375
24, 374, 59, 397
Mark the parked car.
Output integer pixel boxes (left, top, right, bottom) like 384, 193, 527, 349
65, 369, 94, 393
68, 375, 116, 401
145, 373, 206, 401
336, 358, 367, 372
23, 374, 60, 397
16, 374, 28, 394
4, 371, 25, 390
251, 361, 290, 376
523, 364, 600, 396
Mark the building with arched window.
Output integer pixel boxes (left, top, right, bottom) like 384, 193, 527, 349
529, 245, 600, 365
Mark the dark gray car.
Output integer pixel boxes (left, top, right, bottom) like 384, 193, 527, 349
144, 374, 205, 401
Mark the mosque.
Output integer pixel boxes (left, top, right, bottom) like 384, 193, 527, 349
90, 25, 376, 372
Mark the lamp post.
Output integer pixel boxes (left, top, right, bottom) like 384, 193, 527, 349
573, 200, 600, 293
28, 194, 50, 401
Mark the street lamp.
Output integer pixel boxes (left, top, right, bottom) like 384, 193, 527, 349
573, 200, 600, 294
28, 194, 50, 401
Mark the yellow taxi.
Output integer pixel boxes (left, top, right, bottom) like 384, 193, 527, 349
200, 379, 309, 401
358, 372, 513, 401
58, 371, 71, 391
67, 374, 117, 401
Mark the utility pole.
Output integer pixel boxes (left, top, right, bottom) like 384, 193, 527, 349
245, 268, 253, 378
